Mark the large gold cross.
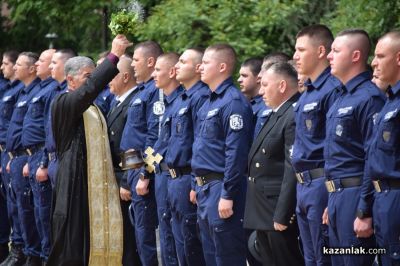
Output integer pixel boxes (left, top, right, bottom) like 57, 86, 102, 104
143, 147, 163, 173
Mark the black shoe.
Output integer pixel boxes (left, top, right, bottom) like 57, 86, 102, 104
24, 256, 41, 266
0, 243, 9, 263
0, 243, 26, 266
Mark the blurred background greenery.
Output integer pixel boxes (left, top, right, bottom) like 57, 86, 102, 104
1, 0, 399, 62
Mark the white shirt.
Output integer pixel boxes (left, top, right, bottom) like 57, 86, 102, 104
115, 86, 136, 106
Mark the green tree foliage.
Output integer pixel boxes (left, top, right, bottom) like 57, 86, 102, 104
1, 0, 399, 62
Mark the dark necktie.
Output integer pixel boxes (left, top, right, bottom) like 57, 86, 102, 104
108, 99, 120, 117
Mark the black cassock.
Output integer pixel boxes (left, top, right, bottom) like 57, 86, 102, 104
47, 59, 118, 266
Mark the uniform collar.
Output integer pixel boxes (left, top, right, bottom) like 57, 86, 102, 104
40, 77, 56, 87
343, 71, 371, 94
213, 77, 233, 96
388, 80, 400, 97
305, 67, 331, 91
250, 94, 263, 105
185, 80, 207, 97
23, 78, 41, 93
59, 80, 68, 92
10, 79, 21, 88
165, 85, 184, 105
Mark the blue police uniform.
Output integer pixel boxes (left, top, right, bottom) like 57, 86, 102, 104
120, 79, 160, 266
292, 67, 340, 266
153, 86, 183, 266
367, 81, 400, 266
165, 81, 209, 266
191, 77, 253, 266
0, 80, 24, 249
250, 95, 271, 139
324, 71, 385, 266
94, 85, 114, 116
6, 78, 42, 258
45, 80, 67, 188
21, 77, 59, 261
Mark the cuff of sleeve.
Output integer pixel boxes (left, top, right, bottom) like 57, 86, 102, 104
220, 188, 233, 200
357, 200, 372, 217
107, 53, 119, 66
191, 176, 196, 191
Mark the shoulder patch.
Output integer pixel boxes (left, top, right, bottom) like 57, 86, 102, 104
230, 114, 243, 130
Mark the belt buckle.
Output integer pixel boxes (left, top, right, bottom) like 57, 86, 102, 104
26, 149, 32, 156
196, 176, 205, 186
325, 180, 335, 193
296, 173, 304, 184
169, 168, 177, 178
372, 180, 382, 193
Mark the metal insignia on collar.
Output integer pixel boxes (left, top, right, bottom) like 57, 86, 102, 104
382, 131, 391, 142
230, 114, 243, 130
306, 119, 312, 130
153, 101, 165, 115
336, 124, 343, 137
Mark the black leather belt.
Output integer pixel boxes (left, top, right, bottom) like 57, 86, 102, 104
373, 178, 400, 192
48, 152, 56, 161
8, 149, 30, 159
169, 167, 192, 179
26, 143, 45, 156
325, 177, 362, 192
0, 144, 5, 152
296, 168, 325, 184
196, 172, 224, 186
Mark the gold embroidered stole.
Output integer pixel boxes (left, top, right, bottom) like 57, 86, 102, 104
83, 105, 123, 266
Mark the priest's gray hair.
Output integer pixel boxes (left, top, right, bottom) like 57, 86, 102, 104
64, 56, 95, 77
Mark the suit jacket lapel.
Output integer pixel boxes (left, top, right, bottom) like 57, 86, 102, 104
248, 93, 300, 164
107, 90, 136, 126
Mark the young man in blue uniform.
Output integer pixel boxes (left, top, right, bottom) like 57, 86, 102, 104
152, 53, 183, 266
21, 49, 59, 265
369, 31, 400, 266
292, 25, 340, 266
191, 44, 253, 266
324, 29, 385, 266
120, 41, 163, 266
6, 52, 42, 265
166, 48, 208, 266
238, 57, 270, 140
0, 51, 25, 265
46, 49, 75, 187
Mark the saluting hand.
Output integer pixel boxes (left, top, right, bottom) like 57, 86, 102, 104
218, 198, 233, 219
136, 178, 150, 196
22, 163, 29, 177
110, 35, 133, 58
354, 217, 374, 238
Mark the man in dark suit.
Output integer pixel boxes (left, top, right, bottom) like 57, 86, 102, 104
244, 62, 304, 266
107, 54, 142, 266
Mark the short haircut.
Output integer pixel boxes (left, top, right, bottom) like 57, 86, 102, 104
378, 31, 400, 45
3, 50, 19, 64
337, 28, 371, 62
134, 41, 163, 59
241, 57, 262, 76
19, 52, 39, 66
268, 62, 298, 88
157, 52, 180, 66
206, 43, 237, 73
64, 56, 95, 77
186, 47, 205, 65
263, 52, 290, 64
296, 24, 334, 52
55, 48, 77, 62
